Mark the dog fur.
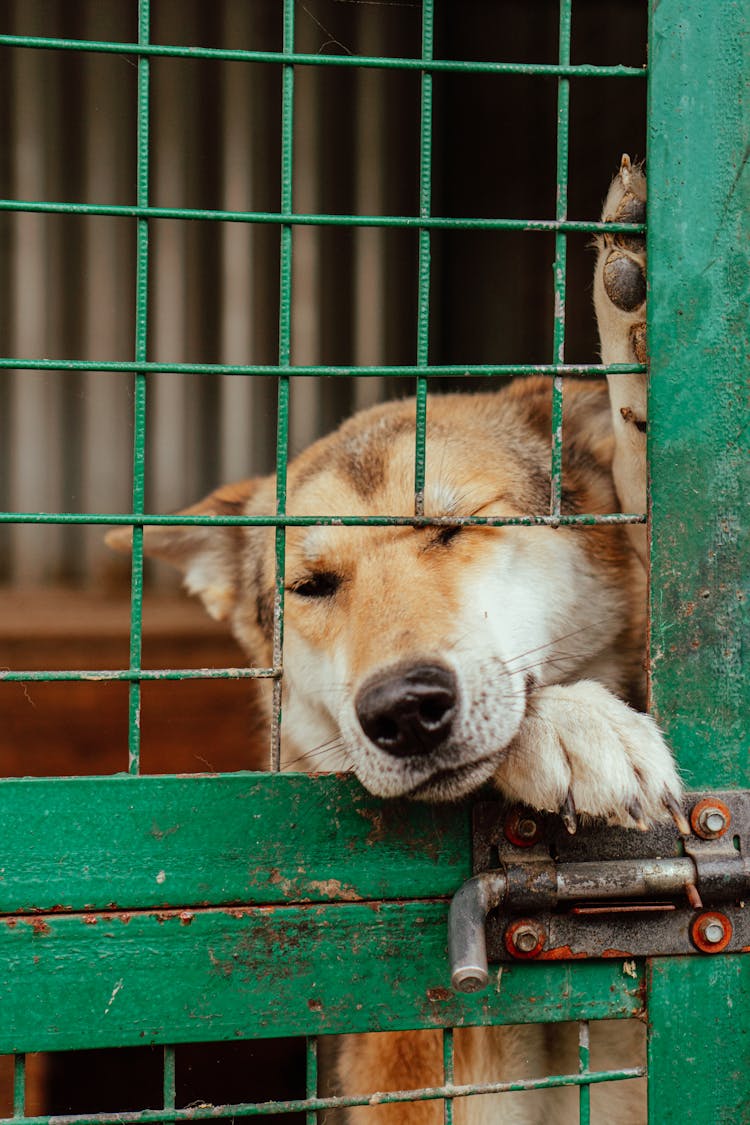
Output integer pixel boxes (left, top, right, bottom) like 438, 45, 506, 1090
108, 159, 676, 1123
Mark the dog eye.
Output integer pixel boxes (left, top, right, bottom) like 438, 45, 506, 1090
289, 571, 341, 599
436, 525, 461, 546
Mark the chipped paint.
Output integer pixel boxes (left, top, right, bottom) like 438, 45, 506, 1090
104, 978, 124, 1015
150, 822, 180, 841
426, 987, 453, 1003
306, 879, 361, 902
538, 946, 587, 961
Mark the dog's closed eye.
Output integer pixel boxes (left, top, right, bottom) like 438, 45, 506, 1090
421, 524, 462, 552
288, 571, 341, 599
435, 524, 462, 546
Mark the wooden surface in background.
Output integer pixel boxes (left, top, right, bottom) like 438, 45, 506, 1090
0, 588, 268, 777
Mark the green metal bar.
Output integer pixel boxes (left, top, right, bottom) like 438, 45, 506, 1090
0, 512, 646, 529
550, 0, 571, 520
0, 773, 472, 913
0, 199, 646, 234
647, 0, 749, 787
12, 1056, 24, 1119
646, 0, 749, 1119
647, 957, 750, 1123
0, 902, 645, 1052
413, 0, 434, 516
0, 1068, 646, 1123
270, 0, 295, 773
0, 359, 646, 377
127, 0, 151, 777
305, 1038, 318, 1125
0, 34, 648, 77
163, 1046, 176, 1114
577, 1021, 591, 1125
442, 1028, 454, 1125
0, 668, 277, 683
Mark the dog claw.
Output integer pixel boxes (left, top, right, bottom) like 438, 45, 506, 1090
663, 791, 690, 836
560, 792, 577, 835
628, 799, 648, 832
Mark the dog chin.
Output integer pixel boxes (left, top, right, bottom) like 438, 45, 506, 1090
361, 753, 503, 803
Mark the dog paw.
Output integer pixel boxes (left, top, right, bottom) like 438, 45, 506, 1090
594, 156, 649, 561
492, 680, 684, 833
595, 154, 647, 375
596, 154, 648, 360
598, 154, 647, 335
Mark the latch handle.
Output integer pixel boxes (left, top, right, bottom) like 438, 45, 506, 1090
447, 871, 507, 992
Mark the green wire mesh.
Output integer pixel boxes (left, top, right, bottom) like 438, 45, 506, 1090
0, 0, 650, 757
4, 1022, 644, 1122
0, 0, 648, 1118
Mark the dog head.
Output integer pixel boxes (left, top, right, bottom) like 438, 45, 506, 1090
107, 378, 642, 800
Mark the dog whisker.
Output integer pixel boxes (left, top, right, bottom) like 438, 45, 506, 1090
507, 652, 594, 678
505, 621, 611, 669
282, 737, 349, 771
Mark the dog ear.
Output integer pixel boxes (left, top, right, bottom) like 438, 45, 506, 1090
105, 479, 263, 622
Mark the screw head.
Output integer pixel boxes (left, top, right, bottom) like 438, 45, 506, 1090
514, 926, 539, 952
503, 807, 543, 848
699, 808, 727, 834
702, 921, 726, 944
690, 799, 731, 839
504, 919, 547, 958
690, 911, 733, 954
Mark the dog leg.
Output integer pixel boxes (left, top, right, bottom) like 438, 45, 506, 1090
593, 155, 648, 564
331, 1026, 578, 1124
493, 680, 683, 830
329, 1030, 443, 1124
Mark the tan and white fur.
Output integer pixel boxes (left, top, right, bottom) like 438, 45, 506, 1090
109, 160, 674, 1123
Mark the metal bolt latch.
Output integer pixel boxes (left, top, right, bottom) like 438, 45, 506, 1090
448, 791, 750, 991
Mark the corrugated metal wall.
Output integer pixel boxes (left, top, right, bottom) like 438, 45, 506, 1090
0, 0, 646, 587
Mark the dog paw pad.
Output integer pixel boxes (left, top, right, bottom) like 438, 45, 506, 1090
603, 248, 646, 311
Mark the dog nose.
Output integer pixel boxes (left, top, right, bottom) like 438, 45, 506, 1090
355, 663, 457, 758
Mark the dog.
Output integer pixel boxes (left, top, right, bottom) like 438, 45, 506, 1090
108, 160, 679, 1122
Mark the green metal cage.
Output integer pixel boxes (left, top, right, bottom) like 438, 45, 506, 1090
0, 0, 747, 1121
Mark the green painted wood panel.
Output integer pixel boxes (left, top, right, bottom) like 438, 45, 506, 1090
0, 902, 644, 1053
648, 0, 749, 788
647, 0, 749, 1119
0, 773, 470, 913
647, 957, 750, 1123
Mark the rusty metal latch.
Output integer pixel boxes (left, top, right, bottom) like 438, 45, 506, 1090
449, 790, 750, 992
